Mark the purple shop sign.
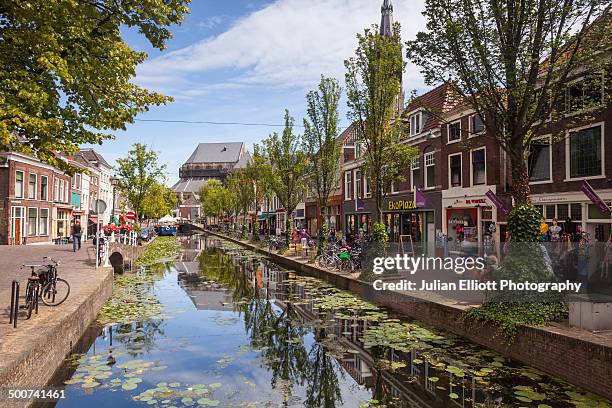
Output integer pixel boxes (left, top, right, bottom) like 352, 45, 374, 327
581, 181, 610, 213
355, 198, 365, 212
414, 187, 427, 207
485, 190, 510, 215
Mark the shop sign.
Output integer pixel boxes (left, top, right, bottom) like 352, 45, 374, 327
582, 181, 610, 213
465, 199, 486, 204
485, 190, 510, 215
388, 199, 416, 211
415, 187, 427, 207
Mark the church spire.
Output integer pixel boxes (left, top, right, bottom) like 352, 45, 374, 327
380, 0, 393, 38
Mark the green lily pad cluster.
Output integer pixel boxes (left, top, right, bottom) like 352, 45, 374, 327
64, 354, 167, 392
97, 274, 165, 324
133, 382, 222, 407
135, 236, 181, 267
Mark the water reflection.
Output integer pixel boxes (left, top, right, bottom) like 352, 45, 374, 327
50, 234, 612, 408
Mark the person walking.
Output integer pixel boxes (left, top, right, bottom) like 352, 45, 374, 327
71, 220, 82, 252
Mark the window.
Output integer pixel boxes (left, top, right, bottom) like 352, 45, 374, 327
59, 180, 65, 202
64, 180, 69, 203
545, 205, 556, 220
557, 204, 569, 220
411, 156, 421, 190
40, 176, 48, 201
566, 72, 604, 113
410, 113, 422, 136
449, 153, 462, 187
354, 169, 362, 199
571, 203, 582, 220
54, 178, 59, 201
470, 114, 484, 134
424, 152, 435, 189
355, 142, 364, 158
569, 125, 602, 178
15, 171, 24, 198
28, 207, 37, 236
364, 176, 372, 198
391, 181, 400, 195
472, 148, 486, 185
39, 208, 49, 236
344, 171, 352, 200
528, 137, 551, 182
28, 174, 37, 199
448, 121, 461, 142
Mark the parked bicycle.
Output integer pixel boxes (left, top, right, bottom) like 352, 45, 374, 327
21, 264, 41, 319
39, 257, 70, 306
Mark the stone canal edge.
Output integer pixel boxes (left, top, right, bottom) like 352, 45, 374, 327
0, 268, 113, 408
206, 230, 612, 401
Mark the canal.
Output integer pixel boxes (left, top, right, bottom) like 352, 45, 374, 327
47, 234, 611, 408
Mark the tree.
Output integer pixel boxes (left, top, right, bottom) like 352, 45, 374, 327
406, 0, 610, 206
227, 169, 255, 237
302, 76, 342, 249
261, 111, 308, 245
0, 0, 189, 170
247, 145, 273, 239
345, 23, 418, 227
141, 181, 176, 219
116, 143, 166, 220
199, 180, 230, 225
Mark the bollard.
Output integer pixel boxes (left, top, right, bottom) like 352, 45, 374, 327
10, 280, 19, 328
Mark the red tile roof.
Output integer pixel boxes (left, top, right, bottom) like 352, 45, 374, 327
402, 82, 460, 132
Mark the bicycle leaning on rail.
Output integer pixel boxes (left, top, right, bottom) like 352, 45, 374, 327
39, 257, 70, 306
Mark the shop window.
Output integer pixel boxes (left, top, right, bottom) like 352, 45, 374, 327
28, 207, 37, 236
471, 148, 486, 185
28, 174, 37, 199
448, 121, 461, 142
411, 156, 421, 190
528, 137, 551, 182
588, 203, 612, 220
569, 125, 602, 178
39, 208, 49, 236
469, 114, 484, 134
545, 205, 556, 220
557, 204, 569, 220
449, 153, 462, 187
571, 203, 582, 220
424, 152, 435, 189
410, 112, 422, 136
40, 176, 48, 201
344, 171, 352, 200
15, 171, 24, 198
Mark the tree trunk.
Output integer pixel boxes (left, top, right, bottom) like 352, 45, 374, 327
285, 210, 291, 247
510, 153, 531, 205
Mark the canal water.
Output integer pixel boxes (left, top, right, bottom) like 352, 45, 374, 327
48, 235, 611, 408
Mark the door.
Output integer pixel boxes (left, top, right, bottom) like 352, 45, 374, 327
14, 218, 21, 245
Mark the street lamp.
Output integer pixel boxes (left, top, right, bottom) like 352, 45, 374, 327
110, 176, 120, 224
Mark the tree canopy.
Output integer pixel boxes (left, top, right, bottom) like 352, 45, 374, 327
0, 0, 190, 169
141, 181, 176, 219
115, 143, 166, 219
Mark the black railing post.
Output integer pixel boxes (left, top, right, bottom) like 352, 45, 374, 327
10, 280, 19, 328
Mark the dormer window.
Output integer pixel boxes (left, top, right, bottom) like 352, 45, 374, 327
409, 112, 422, 136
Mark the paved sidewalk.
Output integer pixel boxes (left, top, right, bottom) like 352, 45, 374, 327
0, 242, 113, 399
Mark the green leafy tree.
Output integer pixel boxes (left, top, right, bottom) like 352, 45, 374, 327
228, 169, 255, 237
303, 76, 342, 250
405, 0, 610, 209
0, 0, 190, 169
116, 143, 166, 221
198, 180, 230, 225
345, 23, 418, 230
141, 181, 176, 219
261, 111, 308, 245
247, 145, 274, 239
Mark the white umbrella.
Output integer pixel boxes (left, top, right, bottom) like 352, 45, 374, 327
158, 215, 176, 224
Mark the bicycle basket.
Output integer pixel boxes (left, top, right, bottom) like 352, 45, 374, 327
339, 251, 350, 261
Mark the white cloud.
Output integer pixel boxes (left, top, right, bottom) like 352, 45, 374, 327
197, 15, 224, 30
137, 0, 427, 96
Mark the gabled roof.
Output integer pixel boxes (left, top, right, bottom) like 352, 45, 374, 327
184, 142, 244, 165
172, 177, 209, 194
403, 82, 459, 132
233, 150, 252, 170
75, 148, 112, 169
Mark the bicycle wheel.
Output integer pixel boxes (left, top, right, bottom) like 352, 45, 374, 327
26, 285, 38, 319
41, 278, 70, 306
25, 284, 34, 319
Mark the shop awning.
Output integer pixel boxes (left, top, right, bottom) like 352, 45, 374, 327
258, 212, 276, 221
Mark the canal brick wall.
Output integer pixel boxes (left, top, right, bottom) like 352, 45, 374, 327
206, 230, 612, 401
0, 245, 114, 408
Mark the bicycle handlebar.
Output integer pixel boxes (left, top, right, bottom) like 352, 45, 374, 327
42, 256, 60, 266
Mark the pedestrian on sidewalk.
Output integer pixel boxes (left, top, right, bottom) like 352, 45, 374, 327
71, 220, 82, 252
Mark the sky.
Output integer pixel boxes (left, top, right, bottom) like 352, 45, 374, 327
91, 0, 429, 185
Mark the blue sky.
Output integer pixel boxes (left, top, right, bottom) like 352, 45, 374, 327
91, 0, 428, 184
